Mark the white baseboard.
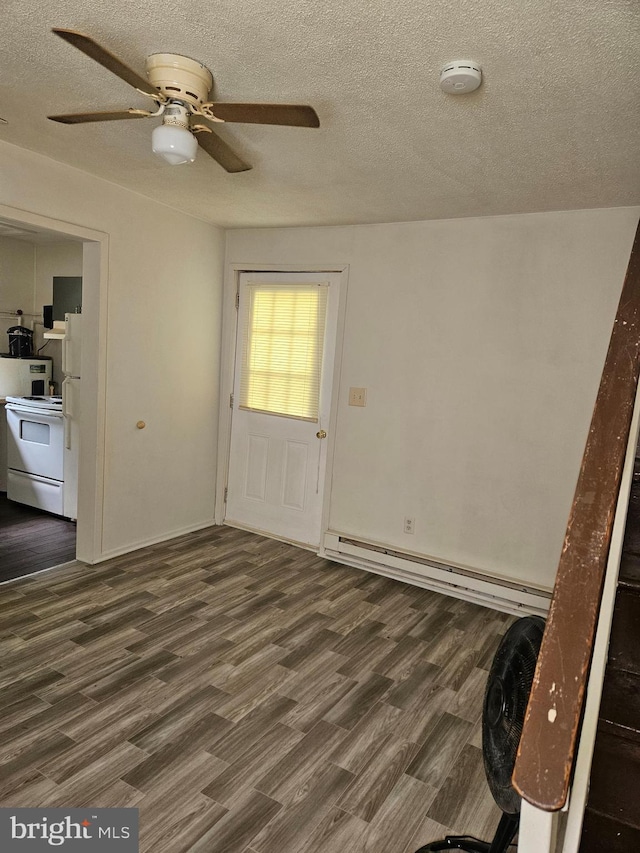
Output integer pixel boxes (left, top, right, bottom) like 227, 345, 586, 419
95, 518, 219, 563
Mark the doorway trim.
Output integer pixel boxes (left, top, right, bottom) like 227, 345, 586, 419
0, 202, 109, 564
216, 262, 349, 551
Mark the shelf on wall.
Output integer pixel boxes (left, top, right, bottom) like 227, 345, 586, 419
43, 321, 65, 340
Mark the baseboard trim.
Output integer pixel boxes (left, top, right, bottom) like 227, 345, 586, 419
96, 518, 219, 563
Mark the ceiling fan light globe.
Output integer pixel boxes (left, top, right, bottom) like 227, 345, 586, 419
152, 124, 197, 165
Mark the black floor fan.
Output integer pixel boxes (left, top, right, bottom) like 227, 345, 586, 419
415, 615, 546, 853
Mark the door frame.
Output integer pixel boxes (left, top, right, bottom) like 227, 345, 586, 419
0, 202, 109, 564
216, 262, 349, 550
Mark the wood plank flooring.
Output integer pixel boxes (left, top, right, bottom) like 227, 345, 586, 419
0, 524, 512, 852
0, 493, 77, 583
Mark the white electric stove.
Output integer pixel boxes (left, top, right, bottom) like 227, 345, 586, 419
5, 395, 66, 515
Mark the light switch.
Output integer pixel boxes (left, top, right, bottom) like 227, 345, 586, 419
349, 387, 367, 407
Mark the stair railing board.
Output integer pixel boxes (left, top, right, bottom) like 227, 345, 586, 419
514, 383, 640, 853
560, 380, 640, 852
512, 218, 640, 812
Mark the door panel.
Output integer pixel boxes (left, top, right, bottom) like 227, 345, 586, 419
246, 433, 269, 501
225, 272, 340, 547
283, 440, 308, 510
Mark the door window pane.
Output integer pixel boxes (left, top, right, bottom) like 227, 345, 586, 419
239, 283, 328, 421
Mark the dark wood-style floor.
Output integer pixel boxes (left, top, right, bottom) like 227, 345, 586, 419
0, 524, 512, 852
0, 493, 77, 583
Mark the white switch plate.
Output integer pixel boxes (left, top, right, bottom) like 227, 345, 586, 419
349, 387, 367, 407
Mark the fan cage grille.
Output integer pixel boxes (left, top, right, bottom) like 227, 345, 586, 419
482, 615, 546, 815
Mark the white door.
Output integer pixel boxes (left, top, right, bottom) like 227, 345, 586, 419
225, 272, 340, 547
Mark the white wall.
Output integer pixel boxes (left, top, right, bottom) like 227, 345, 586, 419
34, 241, 83, 387
226, 208, 640, 591
34, 241, 83, 306
0, 236, 35, 326
0, 140, 224, 558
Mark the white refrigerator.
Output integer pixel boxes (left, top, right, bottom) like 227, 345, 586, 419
62, 313, 82, 519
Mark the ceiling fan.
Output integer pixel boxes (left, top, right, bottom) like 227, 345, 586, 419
48, 28, 320, 172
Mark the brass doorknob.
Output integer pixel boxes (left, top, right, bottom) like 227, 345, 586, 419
136, 421, 146, 430
316, 429, 327, 439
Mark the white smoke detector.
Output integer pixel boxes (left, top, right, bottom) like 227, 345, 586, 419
440, 60, 482, 94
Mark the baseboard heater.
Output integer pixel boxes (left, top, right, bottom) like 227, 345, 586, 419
322, 531, 551, 616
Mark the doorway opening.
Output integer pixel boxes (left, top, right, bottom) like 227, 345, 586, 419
0, 206, 106, 582
0, 497, 76, 582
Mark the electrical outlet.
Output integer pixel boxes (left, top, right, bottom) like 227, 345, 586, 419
349, 387, 367, 407
404, 517, 415, 534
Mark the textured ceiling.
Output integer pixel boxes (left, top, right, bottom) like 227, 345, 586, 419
1, 0, 639, 228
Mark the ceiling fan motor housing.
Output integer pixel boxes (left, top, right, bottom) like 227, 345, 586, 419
146, 53, 213, 107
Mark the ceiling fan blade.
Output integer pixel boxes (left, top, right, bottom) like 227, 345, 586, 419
208, 103, 319, 128
194, 129, 252, 173
48, 110, 150, 124
52, 28, 160, 98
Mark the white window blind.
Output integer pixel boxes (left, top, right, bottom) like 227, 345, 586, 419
239, 283, 328, 421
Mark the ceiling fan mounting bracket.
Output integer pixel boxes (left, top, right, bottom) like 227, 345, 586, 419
128, 105, 164, 118
191, 123, 211, 133
199, 104, 225, 123
136, 88, 167, 106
